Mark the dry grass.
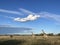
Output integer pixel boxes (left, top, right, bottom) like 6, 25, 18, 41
0, 36, 60, 45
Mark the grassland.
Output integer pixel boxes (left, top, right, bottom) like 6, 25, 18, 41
0, 36, 60, 45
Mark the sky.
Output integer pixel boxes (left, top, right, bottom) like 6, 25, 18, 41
0, 0, 60, 34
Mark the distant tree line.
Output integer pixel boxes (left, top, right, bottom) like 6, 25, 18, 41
0, 33, 60, 36
35, 33, 60, 36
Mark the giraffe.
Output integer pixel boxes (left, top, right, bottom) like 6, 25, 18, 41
31, 32, 35, 38
31, 32, 34, 37
42, 29, 48, 38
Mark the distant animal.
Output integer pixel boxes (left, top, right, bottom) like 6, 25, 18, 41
10, 35, 13, 38
42, 30, 48, 38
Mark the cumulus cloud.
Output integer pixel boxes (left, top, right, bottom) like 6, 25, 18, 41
1, 8, 60, 23
19, 8, 60, 22
0, 8, 40, 22
14, 14, 40, 22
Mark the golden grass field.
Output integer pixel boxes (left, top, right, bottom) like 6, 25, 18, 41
0, 36, 60, 45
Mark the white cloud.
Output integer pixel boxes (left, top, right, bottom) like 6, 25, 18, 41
0, 24, 11, 27
1, 8, 60, 23
0, 9, 22, 15
0, 25, 32, 34
0, 15, 14, 19
39, 12, 60, 22
14, 14, 40, 22
0, 8, 40, 22
19, 8, 60, 22
19, 8, 35, 14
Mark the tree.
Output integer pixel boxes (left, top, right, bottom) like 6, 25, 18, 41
47, 33, 54, 36
57, 33, 60, 36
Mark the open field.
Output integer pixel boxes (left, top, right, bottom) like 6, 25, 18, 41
0, 36, 60, 45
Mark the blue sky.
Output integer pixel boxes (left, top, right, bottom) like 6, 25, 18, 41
0, 0, 60, 34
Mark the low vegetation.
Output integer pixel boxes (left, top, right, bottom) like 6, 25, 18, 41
0, 36, 60, 45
